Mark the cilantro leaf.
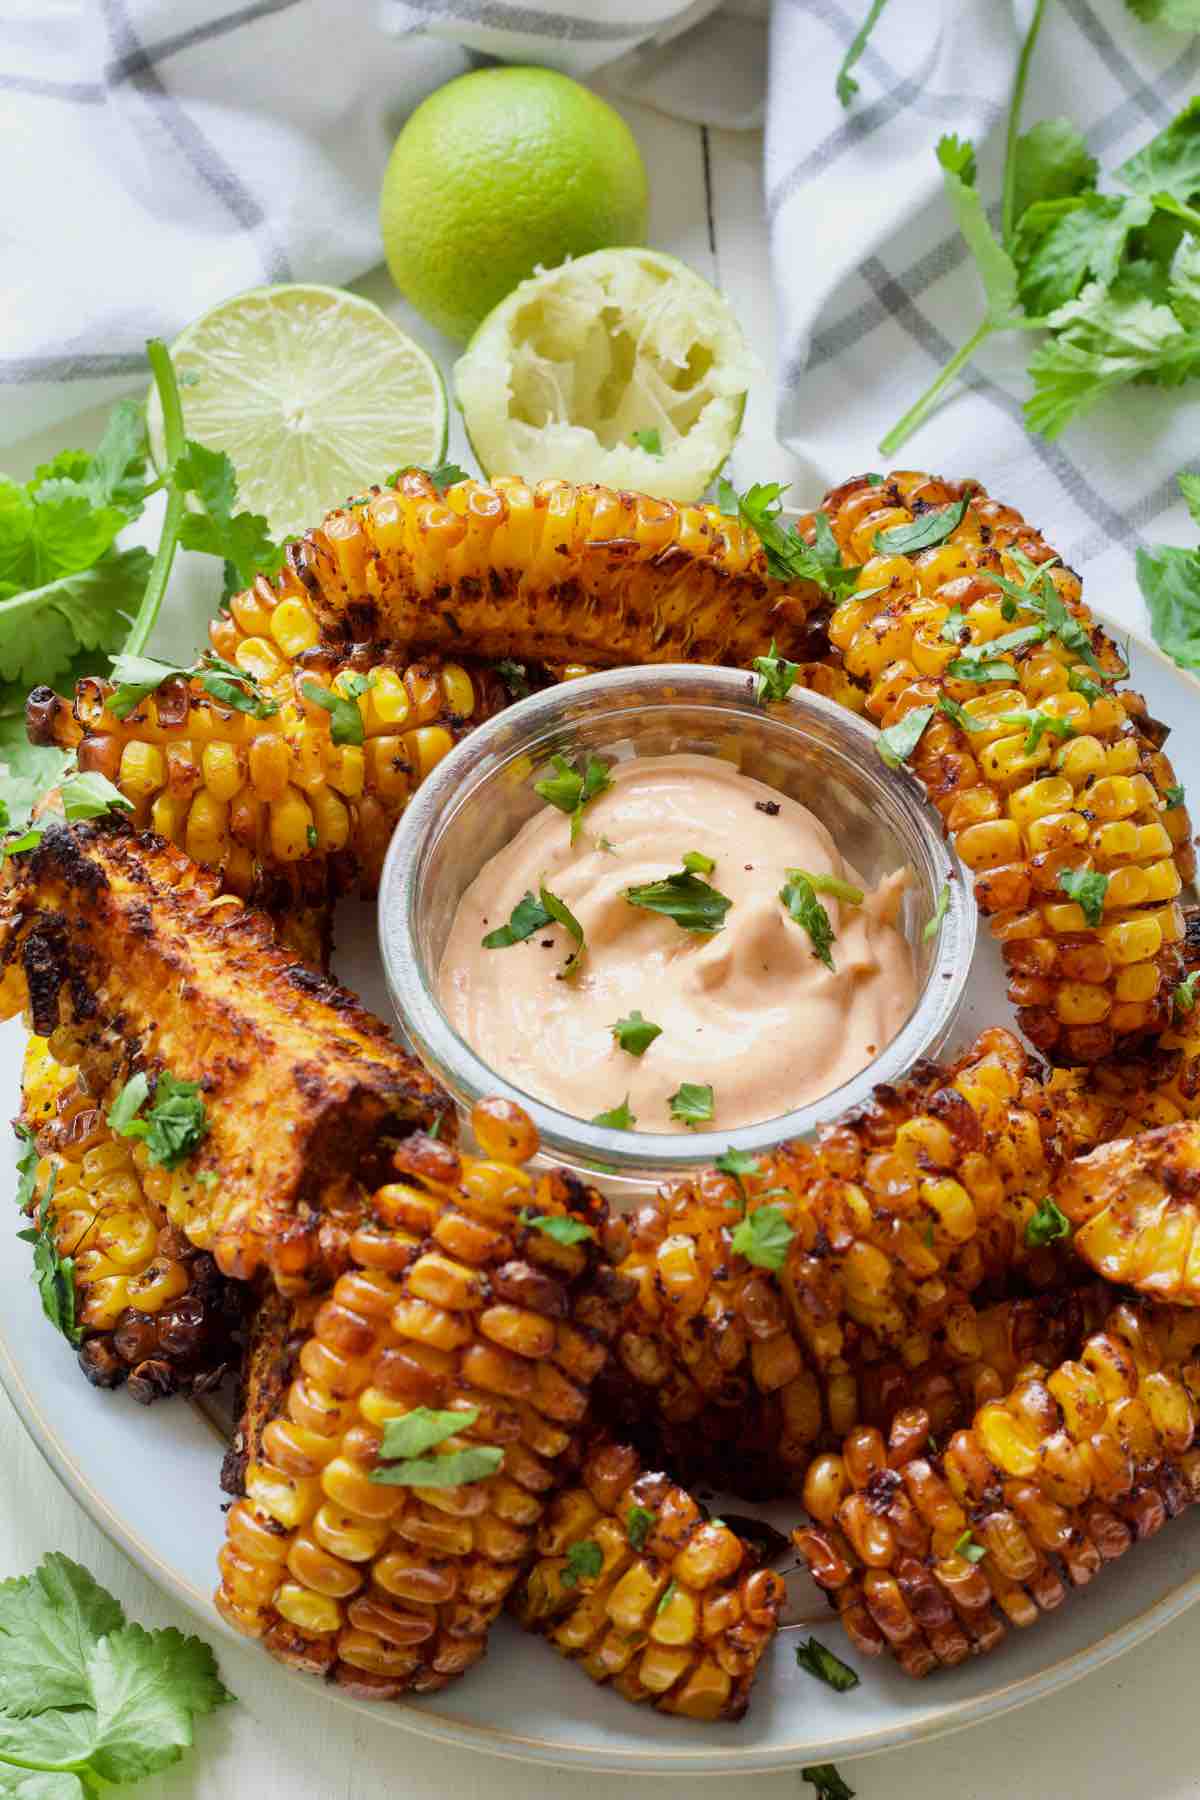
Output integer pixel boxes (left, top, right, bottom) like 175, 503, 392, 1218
561, 1540, 604, 1588
730, 1203, 795, 1272
109, 652, 277, 722
377, 1406, 479, 1460
952, 1529, 987, 1564
626, 1505, 654, 1551
107, 1070, 208, 1169
802, 1767, 855, 1800
1058, 865, 1109, 925
0, 549, 151, 696
13, 1124, 38, 1215
1011, 117, 1098, 223
481, 891, 552, 949
873, 497, 968, 555
715, 1147, 760, 1184
996, 707, 1076, 754
780, 871, 836, 970
540, 880, 585, 977
682, 849, 715, 876
517, 1208, 596, 1245
1174, 971, 1200, 1017
1124, 0, 1200, 22
1025, 1196, 1071, 1248
934, 138, 1022, 327
719, 481, 859, 596
301, 678, 366, 746
172, 441, 284, 593
668, 1082, 714, 1127
795, 1635, 860, 1692
624, 868, 732, 934
876, 703, 933, 768
1137, 539, 1200, 670
835, 0, 889, 106
1179, 473, 1200, 528
494, 659, 529, 700
1014, 193, 1152, 316
751, 639, 802, 706
1117, 96, 1200, 204
591, 1096, 636, 1131
0, 1555, 226, 1793
533, 753, 611, 843
937, 693, 985, 733
611, 1011, 662, 1057
1026, 278, 1200, 438
385, 461, 469, 491
790, 869, 863, 904
369, 1446, 505, 1487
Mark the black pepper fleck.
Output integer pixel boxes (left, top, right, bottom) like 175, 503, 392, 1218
755, 800, 781, 816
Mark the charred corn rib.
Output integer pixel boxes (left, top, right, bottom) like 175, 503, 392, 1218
794, 1300, 1200, 1676
259, 470, 824, 670
0, 823, 450, 1291
510, 1437, 785, 1720
216, 1101, 632, 1699
601, 1029, 1079, 1498
27, 651, 509, 903
1056, 1121, 1200, 1305
20, 1035, 242, 1399
811, 472, 1193, 1064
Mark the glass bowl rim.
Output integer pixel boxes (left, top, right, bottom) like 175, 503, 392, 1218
379, 664, 976, 1174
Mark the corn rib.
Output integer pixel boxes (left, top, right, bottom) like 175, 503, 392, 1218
19, 1035, 243, 1399
215, 1101, 633, 1699
269, 470, 825, 669
509, 1437, 785, 1720
793, 1300, 1200, 1675
0, 822, 450, 1291
812, 471, 1192, 1064
27, 651, 509, 903
600, 1029, 1082, 1497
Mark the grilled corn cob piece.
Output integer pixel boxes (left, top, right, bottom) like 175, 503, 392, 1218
794, 1300, 1200, 1676
215, 1101, 632, 1699
601, 1029, 1077, 1497
0, 822, 450, 1290
19, 1035, 242, 1398
813, 472, 1193, 1063
27, 651, 509, 902
1056, 1121, 1200, 1305
509, 1436, 785, 1720
259, 470, 824, 669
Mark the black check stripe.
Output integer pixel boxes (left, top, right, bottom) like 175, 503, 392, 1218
105, 0, 306, 84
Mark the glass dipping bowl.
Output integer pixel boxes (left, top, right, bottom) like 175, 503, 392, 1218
380, 665, 975, 1196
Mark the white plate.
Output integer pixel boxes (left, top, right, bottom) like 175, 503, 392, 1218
3, 618, 1200, 1776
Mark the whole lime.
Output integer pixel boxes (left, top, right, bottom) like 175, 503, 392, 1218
379, 66, 649, 342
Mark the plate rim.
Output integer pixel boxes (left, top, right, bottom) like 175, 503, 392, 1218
4, 603, 1200, 1775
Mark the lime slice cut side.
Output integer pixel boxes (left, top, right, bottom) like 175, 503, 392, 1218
454, 248, 751, 503
147, 284, 448, 540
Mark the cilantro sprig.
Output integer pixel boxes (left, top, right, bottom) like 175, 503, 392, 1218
881, 21, 1200, 451
533, 753, 612, 843
718, 481, 861, 599
0, 1553, 228, 1793
16, 1167, 81, 1348
625, 867, 732, 934
779, 871, 837, 970
108, 651, 278, 722
0, 340, 287, 831
369, 1403, 503, 1487
107, 1070, 209, 1170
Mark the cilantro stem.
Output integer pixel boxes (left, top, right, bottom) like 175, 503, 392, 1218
123, 338, 187, 657
878, 318, 992, 456
1000, 0, 1049, 243
1156, 193, 1200, 237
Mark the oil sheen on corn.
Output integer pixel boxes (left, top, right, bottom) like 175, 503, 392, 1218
438, 754, 915, 1133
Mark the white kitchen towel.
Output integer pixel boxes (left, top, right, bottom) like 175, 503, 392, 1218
0, 0, 726, 447
3, 0, 1198, 592
768, 0, 1200, 588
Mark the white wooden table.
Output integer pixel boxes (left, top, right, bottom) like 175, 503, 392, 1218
4, 96, 1196, 1799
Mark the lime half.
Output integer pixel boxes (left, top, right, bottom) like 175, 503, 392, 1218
147, 284, 448, 539
453, 248, 752, 503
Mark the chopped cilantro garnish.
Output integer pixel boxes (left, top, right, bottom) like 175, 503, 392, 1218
682, 848, 715, 875
876, 703, 934, 768
923, 881, 951, 942
668, 1082, 714, 1128
790, 869, 863, 904
481, 890, 552, 949
1174, 971, 1200, 1018
1057, 866, 1108, 926
953, 1529, 987, 1564
611, 1011, 662, 1057
730, 1203, 795, 1272
107, 1069, 209, 1169
780, 870, 836, 969
562, 1539, 605, 1588
751, 637, 802, 706
872, 499, 967, 555
1025, 1196, 1071, 1248
592, 1096, 636, 1131
540, 879, 585, 976
625, 868, 732, 934
533, 752, 612, 843
301, 677, 366, 746
518, 1208, 596, 1245
626, 1504, 655, 1550
795, 1636, 860, 1692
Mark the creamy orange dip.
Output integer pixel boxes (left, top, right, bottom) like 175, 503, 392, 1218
438, 753, 916, 1134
